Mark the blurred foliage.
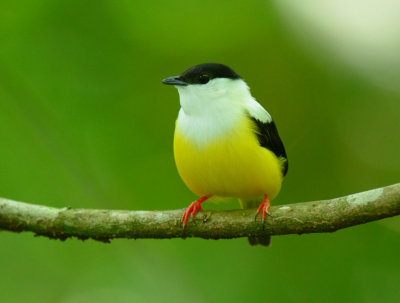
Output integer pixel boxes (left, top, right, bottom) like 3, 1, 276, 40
1, 1, 400, 302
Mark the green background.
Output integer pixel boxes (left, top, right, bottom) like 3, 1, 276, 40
1, 1, 400, 302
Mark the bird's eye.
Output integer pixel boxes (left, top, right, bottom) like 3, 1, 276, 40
199, 74, 210, 84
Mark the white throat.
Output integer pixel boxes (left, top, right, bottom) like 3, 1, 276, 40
175, 78, 272, 146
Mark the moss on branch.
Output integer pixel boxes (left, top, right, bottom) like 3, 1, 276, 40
0, 183, 399, 242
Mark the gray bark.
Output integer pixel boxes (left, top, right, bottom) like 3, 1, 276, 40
0, 183, 399, 242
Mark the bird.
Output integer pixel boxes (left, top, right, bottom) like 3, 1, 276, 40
162, 63, 288, 246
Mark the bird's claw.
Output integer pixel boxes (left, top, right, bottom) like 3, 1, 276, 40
181, 196, 210, 228
254, 194, 271, 224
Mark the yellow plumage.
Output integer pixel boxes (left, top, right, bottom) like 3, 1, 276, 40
174, 115, 284, 200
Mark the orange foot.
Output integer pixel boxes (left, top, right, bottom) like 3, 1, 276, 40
255, 194, 271, 224
181, 196, 211, 228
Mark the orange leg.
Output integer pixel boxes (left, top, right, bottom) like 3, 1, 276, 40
255, 194, 271, 223
181, 196, 211, 228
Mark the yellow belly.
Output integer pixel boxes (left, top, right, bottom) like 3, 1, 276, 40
174, 118, 284, 199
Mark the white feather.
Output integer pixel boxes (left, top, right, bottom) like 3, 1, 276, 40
175, 78, 272, 146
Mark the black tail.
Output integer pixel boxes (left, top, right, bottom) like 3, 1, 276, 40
248, 235, 271, 247
240, 198, 271, 247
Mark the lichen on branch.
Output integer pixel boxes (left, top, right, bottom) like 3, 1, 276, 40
0, 183, 399, 242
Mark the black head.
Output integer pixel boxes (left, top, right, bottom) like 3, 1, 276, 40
162, 63, 240, 86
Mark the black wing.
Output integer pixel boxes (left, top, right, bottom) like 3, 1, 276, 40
250, 116, 288, 176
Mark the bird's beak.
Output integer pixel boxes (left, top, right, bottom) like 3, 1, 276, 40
162, 76, 188, 86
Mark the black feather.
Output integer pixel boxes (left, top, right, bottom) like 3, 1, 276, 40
179, 63, 240, 85
250, 117, 288, 176
248, 235, 271, 247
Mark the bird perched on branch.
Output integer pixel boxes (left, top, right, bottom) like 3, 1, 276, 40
162, 63, 288, 246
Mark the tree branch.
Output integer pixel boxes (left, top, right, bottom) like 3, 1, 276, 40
0, 183, 399, 242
